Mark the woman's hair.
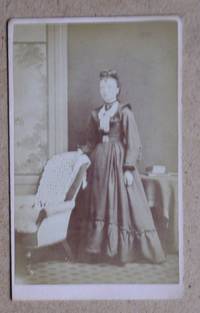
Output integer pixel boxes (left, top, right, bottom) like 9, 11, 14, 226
99, 70, 120, 88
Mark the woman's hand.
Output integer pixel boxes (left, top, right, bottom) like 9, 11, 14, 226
77, 148, 83, 155
124, 170, 133, 186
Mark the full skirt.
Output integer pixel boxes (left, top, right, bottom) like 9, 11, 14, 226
68, 141, 166, 264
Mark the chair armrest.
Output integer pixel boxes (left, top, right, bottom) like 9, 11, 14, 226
37, 210, 73, 247
36, 209, 47, 226
15, 194, 35, 211
45, 200, 75, 217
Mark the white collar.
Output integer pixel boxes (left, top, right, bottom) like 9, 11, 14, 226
98, 101, 119, 120
98, 101, 119, 132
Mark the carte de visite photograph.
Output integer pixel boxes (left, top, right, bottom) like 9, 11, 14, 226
9, 16, 183, 300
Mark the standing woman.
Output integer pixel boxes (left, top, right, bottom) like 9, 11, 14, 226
75, 70, 165, 265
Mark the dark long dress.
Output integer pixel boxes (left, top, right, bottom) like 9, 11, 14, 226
69, 103, 166, 264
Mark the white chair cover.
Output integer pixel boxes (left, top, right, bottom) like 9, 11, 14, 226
15, 151, 90, 233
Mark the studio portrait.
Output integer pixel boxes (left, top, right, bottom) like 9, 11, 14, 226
9, 17, 181, 296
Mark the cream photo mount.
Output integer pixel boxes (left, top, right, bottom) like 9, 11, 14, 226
8, 16, 183, 300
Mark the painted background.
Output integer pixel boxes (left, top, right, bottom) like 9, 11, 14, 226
14, 43, 48, 175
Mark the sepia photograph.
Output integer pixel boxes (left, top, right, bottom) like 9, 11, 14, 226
9, 16, 183, 300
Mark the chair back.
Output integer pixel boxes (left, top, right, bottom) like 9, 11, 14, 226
35, 151, 90, 209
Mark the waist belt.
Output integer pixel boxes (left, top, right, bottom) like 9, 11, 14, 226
102, 135, 122, 143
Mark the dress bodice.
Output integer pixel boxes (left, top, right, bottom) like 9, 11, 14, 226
82, 103, 142, 167
97, 112, 123, 143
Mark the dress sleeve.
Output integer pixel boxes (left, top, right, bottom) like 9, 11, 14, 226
80, 112, 99, 155
122, 107, 142, 171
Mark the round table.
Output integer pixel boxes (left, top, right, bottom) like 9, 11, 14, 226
141, 173, 178, 253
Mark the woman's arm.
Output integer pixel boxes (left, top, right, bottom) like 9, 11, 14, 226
78, 112, 99, 155
122, 105, 142, 171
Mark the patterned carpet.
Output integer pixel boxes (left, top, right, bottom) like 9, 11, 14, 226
15, 251, 179, 285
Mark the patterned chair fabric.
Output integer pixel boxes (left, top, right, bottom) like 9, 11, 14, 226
15, 151, 90, 238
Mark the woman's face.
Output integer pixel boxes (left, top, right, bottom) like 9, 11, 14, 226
99, 77, 119, 103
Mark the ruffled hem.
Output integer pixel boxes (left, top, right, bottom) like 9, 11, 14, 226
80, 219, 166, 264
